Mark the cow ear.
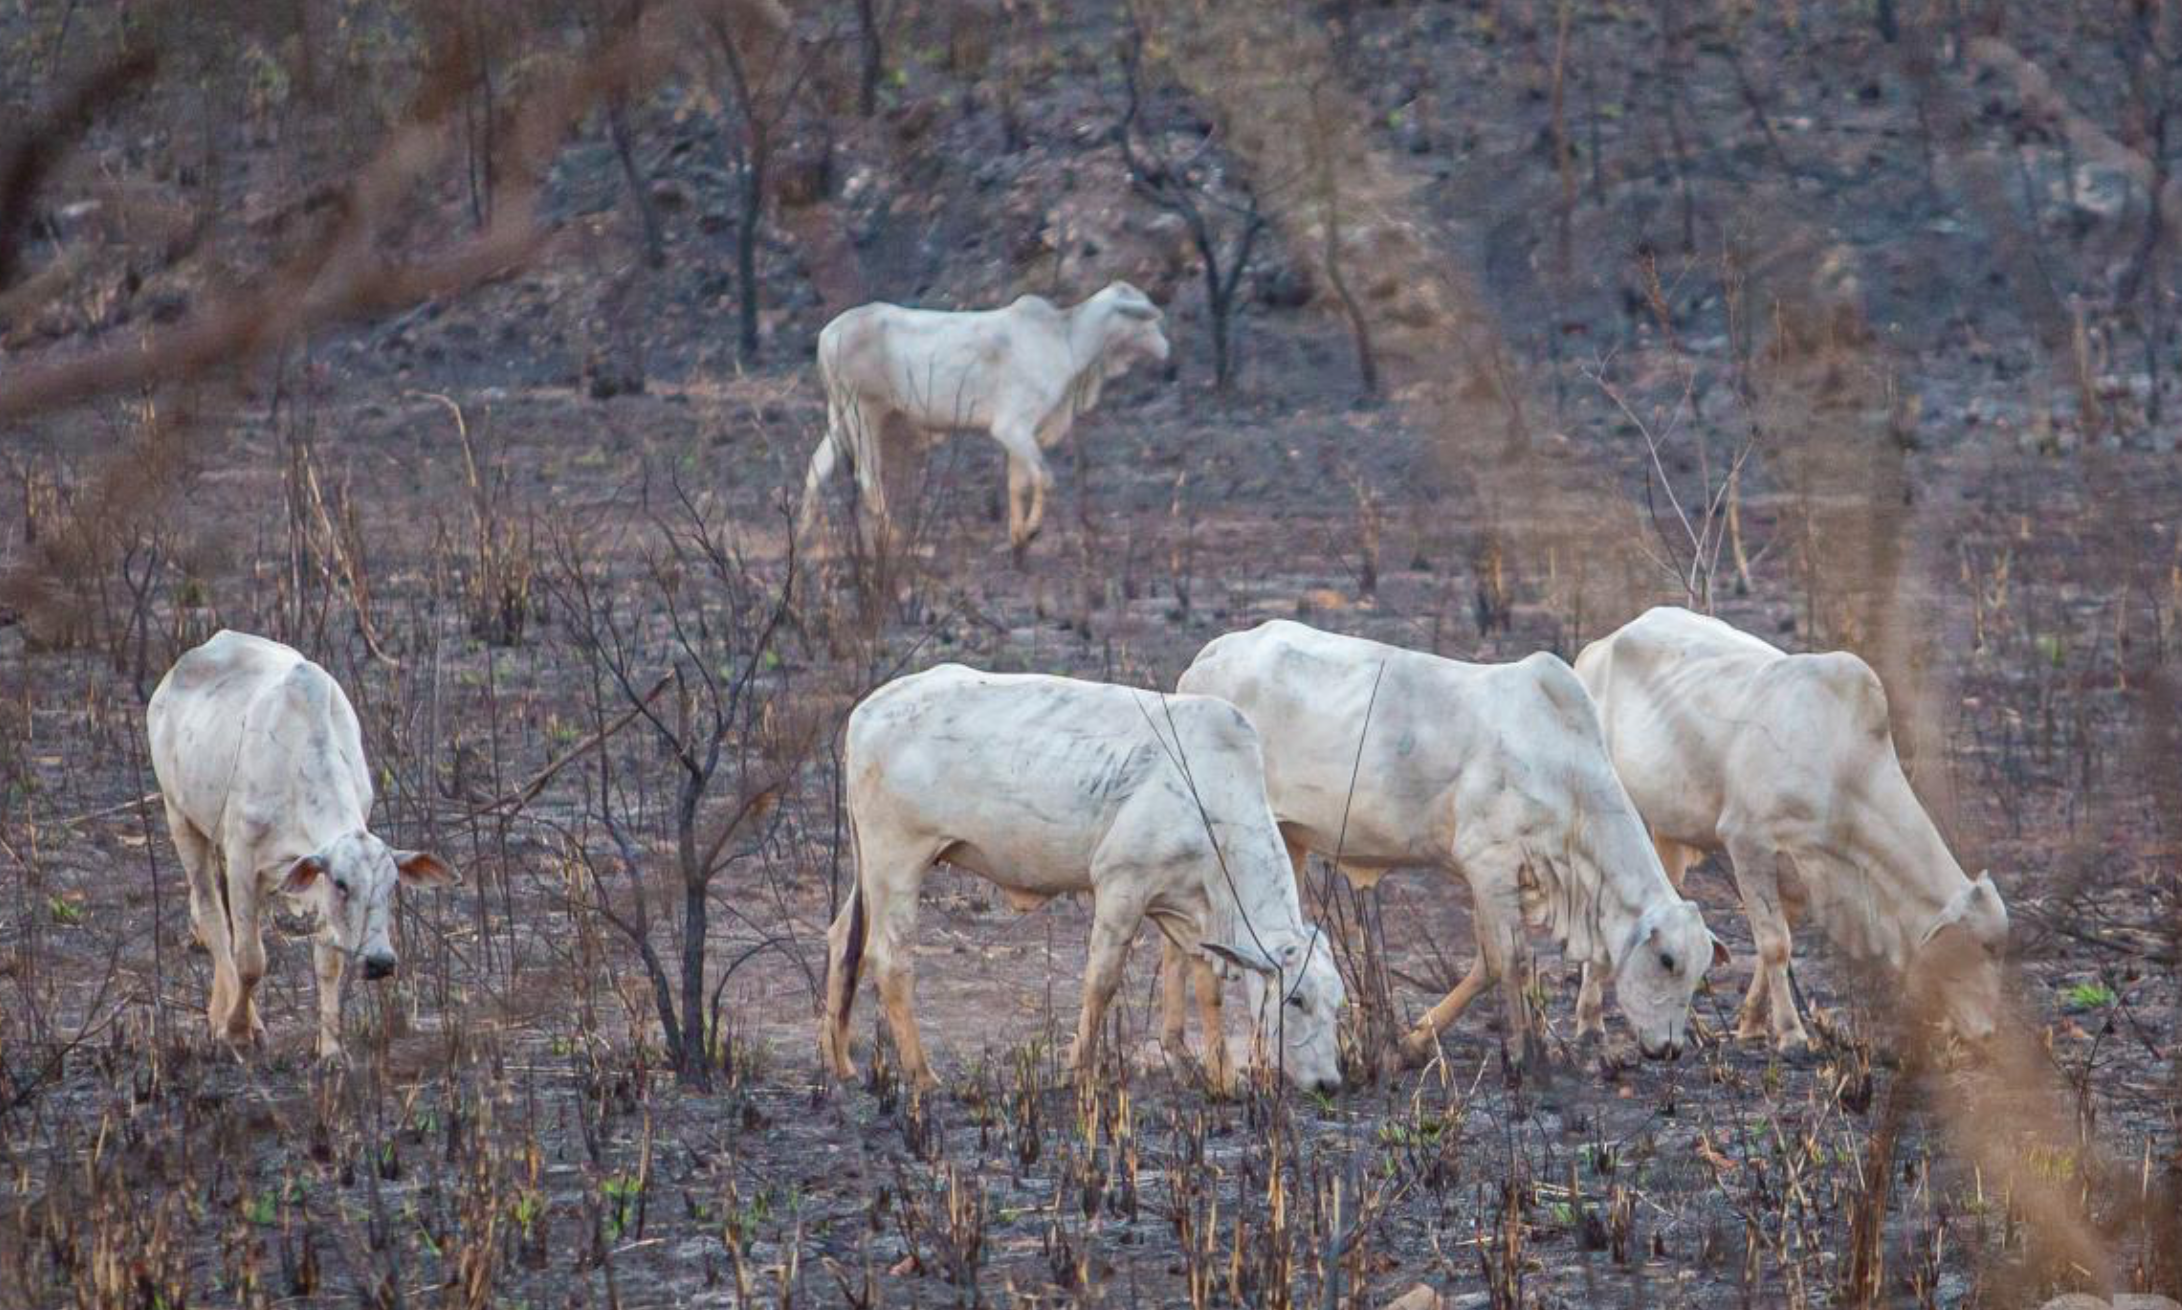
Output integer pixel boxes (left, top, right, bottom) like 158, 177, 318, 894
280, 854, 327, 895
393, 850, 459, 888
1202, 940, 1278, 978
1709, 933, 1732, 971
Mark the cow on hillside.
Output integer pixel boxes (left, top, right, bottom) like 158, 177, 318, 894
796, 281, 1170, 556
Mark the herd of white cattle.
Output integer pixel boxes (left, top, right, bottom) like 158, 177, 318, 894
133, 284, 2007, 1087
147, 607, 2008, 1091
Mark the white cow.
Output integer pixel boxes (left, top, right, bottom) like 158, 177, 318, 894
1175, 620, 1726, 1067
817, 664, 1345, 1095
146, 631, 457, 1059
796, 281, 1171, 555
1574, 606, 2008, 1052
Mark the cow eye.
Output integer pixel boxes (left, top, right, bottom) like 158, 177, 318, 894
1287, 995, 1307, 1013
333, 878, 350, 897
1659, 952, 1676, 973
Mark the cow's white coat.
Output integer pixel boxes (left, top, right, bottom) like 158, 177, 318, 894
796, 282, 1170, 553
1574, 606, 2008, 1050
817, 664, 1344, 1094
1177, 620, 1723, 1065
147, 631, 455, 1059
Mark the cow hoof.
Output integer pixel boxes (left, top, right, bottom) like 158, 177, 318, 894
317, 1044, 348, 1068
1395, 1031, 1438, 1070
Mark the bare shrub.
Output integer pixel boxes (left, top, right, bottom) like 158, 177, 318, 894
548, 477, 835, 1088
1117, 9, 1270, 391
419, 392, 536, 648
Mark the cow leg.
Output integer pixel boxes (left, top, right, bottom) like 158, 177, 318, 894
1722, 833, 1809, 1053
1069, 890, 1146, 1077
1654, 833, 1702, 894
1157, 935, 1192, 1067
1191, 952, 1231, 1091
1398, 956, 1493, 1067
819, 892, 864, 1081
1466, 874, 1547, 1068
1736, 962, 1773, 1040
313, 937, 347, 1062
860, 853, 939, 1091
992, 423, 1053, 556
219, 838, 269, 1048
844, 401, 894, 555
1156, 936, 1234, 1093
1398, 873, 1521, 1066
1574, 963, 1606, 1041
166, 803, 234, 1031
795, 430, 841, 543
1490, 912, 1548, 1069
164, 801, 218, 954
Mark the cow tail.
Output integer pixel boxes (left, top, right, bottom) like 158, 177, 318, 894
828, 809, 870, 1051
836, 882, 867, 1029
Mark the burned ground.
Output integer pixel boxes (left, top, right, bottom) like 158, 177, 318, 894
0, 1, 2177, 1306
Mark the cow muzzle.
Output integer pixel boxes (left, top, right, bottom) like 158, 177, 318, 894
1639, 1037, 1683, 1062
363, 954, 399, 981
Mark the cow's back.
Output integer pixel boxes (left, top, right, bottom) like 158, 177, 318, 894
846, 666, 1170, 887
148, 631, 367, 841
820, 297, 1067, 432
1579, 607, 1899, 847
1183, 622, 1510, 864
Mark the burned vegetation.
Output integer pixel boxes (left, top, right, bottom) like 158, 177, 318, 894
0, 1, 2178, 1307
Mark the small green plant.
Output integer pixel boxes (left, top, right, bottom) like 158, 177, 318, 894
1376, 1116, 1446, 1148
46, 895, 82, 926
602, 1173, 643, 1241
511, 1191, 545, 1238
2060, 980, 2116, 1010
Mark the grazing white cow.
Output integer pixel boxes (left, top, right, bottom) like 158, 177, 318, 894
1574, 606, 2008, 1052
796, 281, 1171, 554
817, 664, 1345, 1095
1176, 620, 1725, 1067
146, 631, 457, 1059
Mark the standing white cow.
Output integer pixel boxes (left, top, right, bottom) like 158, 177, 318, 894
147, 631, 457, 1059
1176, 621, 1725, 1067
796, 281, 1170, 555
1574, 606, 2008, 1052
817, 664, 1346, 1095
